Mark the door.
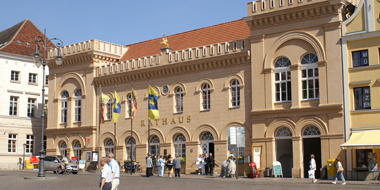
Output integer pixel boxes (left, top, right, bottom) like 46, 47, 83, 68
201, 142, 209, 154
303, 138, 321, 178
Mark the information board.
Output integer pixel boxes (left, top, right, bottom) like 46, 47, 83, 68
228, 127, 245, 147
273, 161, 283, 176
252, 147, 261, 169
79, 160, 86, 169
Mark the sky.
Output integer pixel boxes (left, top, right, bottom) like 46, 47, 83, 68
0, 0, 251, 46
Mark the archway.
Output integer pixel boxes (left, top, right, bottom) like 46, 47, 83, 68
302, 125, 321, 178
200, 132, 214, 157
275, 127, 293, 177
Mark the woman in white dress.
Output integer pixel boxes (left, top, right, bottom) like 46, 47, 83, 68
196, 154, 202, 175
201, 153, 206, 175
309, 154, 317, 183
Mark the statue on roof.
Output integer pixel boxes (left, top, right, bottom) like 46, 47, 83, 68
160, 34, 169, 48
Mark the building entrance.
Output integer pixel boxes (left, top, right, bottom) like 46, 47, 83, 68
302, 126, 321, 178
200, 132, 214, 156
275, 127, 293, 177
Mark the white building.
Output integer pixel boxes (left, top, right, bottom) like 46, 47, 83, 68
0, 19, 52, 169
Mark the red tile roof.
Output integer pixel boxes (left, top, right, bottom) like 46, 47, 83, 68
120, 19, 250, 62
0, 19, 56, 57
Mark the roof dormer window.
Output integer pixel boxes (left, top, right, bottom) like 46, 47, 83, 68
17, 40, 21, 45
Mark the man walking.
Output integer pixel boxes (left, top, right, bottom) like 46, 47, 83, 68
99, 157, 112, 190
107, 153, 120, 190
173, 154, 181, 177
146, 153, 153, 177
208, 153, 214, 175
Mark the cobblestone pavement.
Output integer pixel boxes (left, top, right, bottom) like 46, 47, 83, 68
1, 170, 379, 190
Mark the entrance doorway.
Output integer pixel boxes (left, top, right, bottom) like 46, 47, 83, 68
200, 132, 214, 156
275, 127, 293, 177
302, 126, 321, 178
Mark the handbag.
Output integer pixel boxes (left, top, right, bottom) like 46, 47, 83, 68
308, 170, 315, 178
337, 165, 344, 172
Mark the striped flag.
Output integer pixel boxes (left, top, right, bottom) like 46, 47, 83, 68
100, 93, 110, 124
148, 85, 159, 119
131, 88, 137, 120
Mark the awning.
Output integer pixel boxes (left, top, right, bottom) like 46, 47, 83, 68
341, 130, 380, 149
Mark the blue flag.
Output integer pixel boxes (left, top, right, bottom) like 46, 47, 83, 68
113, 90, 121, 123
148, 85, 159, 119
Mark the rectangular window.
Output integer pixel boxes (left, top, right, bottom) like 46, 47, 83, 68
107, 102, 113, 120
176, 52, 179, 61
233, 41, 237, 51
274, 71, 291, 102
301, 68, 319, 99
203, 47, 207, 56
29, 73, 37, 83
218, 44, 221, 54
289, 0, 293, 4
126, 146, 136, 160
27, 98, 36, 117
225, 42, 229, 52
74, 99, 81, 122
8, 134, 17, 153
9, 96, 18, 115
11, 71, 20, 81
356, 149, 372, 168
270, 0, 275, 8
26, 135, 34, 153
279, 0, 284, 6
174, 144, 186, 158
253, 1, 257, 12
354, 87, 371, 110
182, 51, 185, 60
241, 40, 245, 49
189, 49, 192, 58
196, 48, 199, 57
169, 52, 172, 62
352, 50, 369, 67
261, 0, 266, 10
210, 46, 214, 55
175, 93, 183, 113
61, 100, 68, 123
144, 58, 147, 67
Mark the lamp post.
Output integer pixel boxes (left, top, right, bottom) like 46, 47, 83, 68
31, 29, 63, 177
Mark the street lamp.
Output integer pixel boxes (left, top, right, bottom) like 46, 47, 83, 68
31, 29, 64, 177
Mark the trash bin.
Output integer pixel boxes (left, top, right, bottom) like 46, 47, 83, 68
265, 167, 271, 177
327, 159, 336, 180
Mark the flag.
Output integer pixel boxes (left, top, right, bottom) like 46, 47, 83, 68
148, 85, 159, 119
131, 88, 137, 120
100, 93, 110, 124
113, 90, 121, 123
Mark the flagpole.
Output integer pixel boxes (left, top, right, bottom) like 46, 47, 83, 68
148, 78, 150, 157
98, 83, 102, 172
130, 80, 133, 175
114, 83, 117, 160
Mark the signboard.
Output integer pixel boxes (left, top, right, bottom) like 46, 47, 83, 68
30, 156, 39, 164
252, 146, 261, 169
228, 127, 236, 145
71, 157, 77, 163
92, 151, 98, 162
79, 160, 86, 169
228, 126, 245, 147
273, 161, 283, 176
86, 152, 91, 161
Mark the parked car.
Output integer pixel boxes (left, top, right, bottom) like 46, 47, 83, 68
44, 155, 79, 174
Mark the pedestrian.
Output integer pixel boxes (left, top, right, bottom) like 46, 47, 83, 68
173, 154, 181, 177
196, 154, 202, 175
309, 154, 317, 183
146, 153, 153, 177
332, 158, 346, 185
205, 154, 209, 175
106, 152, 120, 190
201, 153, 206, 175
208, 153, 214, 175
99, 157, 112, 190
167, 154, 173, 177
158, 155, 165, 177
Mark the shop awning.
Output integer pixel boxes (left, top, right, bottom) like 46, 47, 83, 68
341, 130, 380, 149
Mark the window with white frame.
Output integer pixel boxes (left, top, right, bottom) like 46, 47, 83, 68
132, 60, 135, 68
279, 0, 284, 6
253, 1, 257, 12
202, 83, 211, 110
73, 141, 81, 160
225, 42, 229, 52
26, 135, 34, 153
241, 40, 245, 49
274, 57, 291, 102
144, 58, 147, 67
176, 52, 179, 61
61, 91, 69, 123
138, 59, 141, 68
261, 0, 266, 10
203, 47, 206, 56
231, 80, 240, 107
60, 141, 67, 156
182, 51, 185, 60
301, 53, 319, 99
11, 71, 20, 81
74, 89, 82, 122
106, 96, 113, 120
8, 134, 17, 153
105, 138, 114, 155
218, 44, 221, 54
174, 134, 186, 158
126, 137, 136, 160
9, 96, 18, 115
150, 57, 153, 66
149, 135, 160, 157
189, 49, 192, 58
196, 48, 199, 57
270, 0, 275, 8
126, 93, 132, 118
289, 0, 293, 4
169, 52, 172, 62
210, 45, 214, 55
233, 41, 237, 51
298, 0, 302, 2
29, 73, 37, 83
27, 98, 36, 118
175, 87, 183, 113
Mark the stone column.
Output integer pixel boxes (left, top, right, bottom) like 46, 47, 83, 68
213, 140, 228, 174
317, 61, 327, 105
289, 65, 300, 108
185, 141, 199, 174
292, 136, 303, 178
136, 144, 147, 171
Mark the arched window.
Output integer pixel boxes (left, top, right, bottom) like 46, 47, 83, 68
106, 95, 113, 120
126, 93, 132, 118
274, 57, 291, 102
200, 132, 214, 141
301, 53, 319, 99
275, 127, 292, 137
175, 87, 183, 113
174, 134, 186, 158
302, 125, 321, 137
60, 91, 69, 123
126, 137, 136, 161
59, 141, 67, 156
73, 141, 81, 160
74, 89, 82, 122
150, 135, 160, 157
105, 138, 114, 155
202, 84, 211, 110
231, 80, 240, 107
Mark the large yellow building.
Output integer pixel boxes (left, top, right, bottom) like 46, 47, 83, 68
341, 0, 380, 180
46, 0, 352, 177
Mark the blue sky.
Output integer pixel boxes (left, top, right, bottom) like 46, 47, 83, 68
0, 0, 250, 46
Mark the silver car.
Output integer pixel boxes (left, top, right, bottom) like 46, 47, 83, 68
44, 155, 79, 174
